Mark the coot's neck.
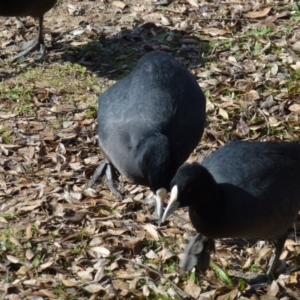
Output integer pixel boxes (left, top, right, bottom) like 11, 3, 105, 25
135, 133, 175, 191
192, 184, 224, 216
188, 168, 224, 233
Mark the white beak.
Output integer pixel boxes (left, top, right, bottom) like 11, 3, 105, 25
155, 188, 167, 218
161, 185, 180, 223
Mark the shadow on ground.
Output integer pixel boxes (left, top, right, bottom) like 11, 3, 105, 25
1, 24, 210, 83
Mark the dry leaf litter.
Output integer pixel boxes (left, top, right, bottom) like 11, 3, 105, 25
1, 0, 300, 299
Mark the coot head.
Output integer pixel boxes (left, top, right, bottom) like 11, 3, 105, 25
161, 164, 216, 222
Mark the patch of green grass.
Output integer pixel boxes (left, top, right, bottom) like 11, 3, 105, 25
164, 259, 177, 273
136, 278, 146, 289
91, 84, 107, 95
32, 222, 40, 234
108, 254, 116, 263
142, 240, 161, 251
248, 263, 260, 273
77, 42, 140, 78
0, 61, 101, 117
192, 35, 211, 53
54, 284, 89, 300
147, 293, 171, 300
211, 39, 234, 54
54, 283, 68, 295
155, 6, 169, 12
0, 84, 36, 115
56, 258, 70, 270
252, 41, 263, 56
32, 254, 41, 267
285, 69, 300, 95
210, 262, 233, 286
84, 107, 97, 118
154, 32, 178, 44
71, 247, 82, 255
78, 42, 112, 60
250, 26, 274, 39
290, 13, 300, 22
188, 270, 201, 286
0, 229, 23, 256
75, 230, 90, 242
1, 213, 19, 221
112, 48, 140, 73
33, 242, 43, 252
0, 84, 32, 101
0, 129, 13, 143
16, 102, 34, 115
285, 3, 300, 17
238, 278, 248, 291
49, 115, 64, 130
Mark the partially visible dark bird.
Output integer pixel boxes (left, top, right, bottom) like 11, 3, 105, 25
0, 0, 57, 61
162, 141, 300, 276
88, 51, 206, 218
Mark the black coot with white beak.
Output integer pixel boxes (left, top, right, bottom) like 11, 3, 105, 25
89, 51, 206, 218
162, 141, 300, 275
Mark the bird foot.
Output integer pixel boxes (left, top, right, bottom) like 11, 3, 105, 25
267, 258, 286, 278
246, 274, 269, 285
11, 40, 46, 62
266, 235, 286, 278
88, 159, 122, 200
180, 234, 215, 273
87, 160, 107, 188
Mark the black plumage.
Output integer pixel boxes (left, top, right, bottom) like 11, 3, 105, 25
0, 0, 57, 61
88, 51, 206, 217
162, 141, 300, 276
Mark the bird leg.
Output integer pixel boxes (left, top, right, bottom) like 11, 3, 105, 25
180, 233, 215, 273
11, 16, 47, 62
267, 234, 287, 277
87, 159, 122, 199
237, 239, 287, 286
87, 160, 108, 188
105, 162, 122, 199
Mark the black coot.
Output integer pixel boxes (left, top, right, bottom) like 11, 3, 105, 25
88, 51, 206, 218
162, 141, 300, 275
0, 0, 57, 61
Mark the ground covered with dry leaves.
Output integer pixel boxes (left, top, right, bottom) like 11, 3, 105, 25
1, 0, 300, 299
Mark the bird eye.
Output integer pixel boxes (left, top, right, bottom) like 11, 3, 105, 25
185, 187, 192, 193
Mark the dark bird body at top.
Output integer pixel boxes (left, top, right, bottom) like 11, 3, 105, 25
88, 51, 206, 217
162, 141, 300, 276
0, 0, 57, 61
